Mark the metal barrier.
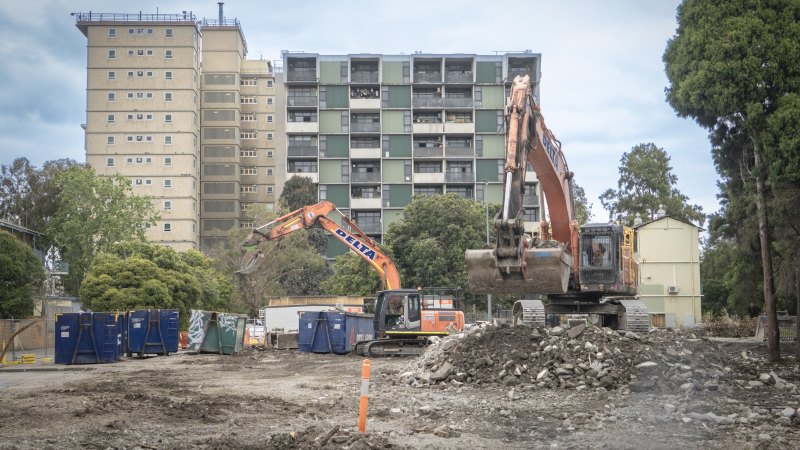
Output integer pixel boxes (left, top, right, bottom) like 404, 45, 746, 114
755, 315, 798, 342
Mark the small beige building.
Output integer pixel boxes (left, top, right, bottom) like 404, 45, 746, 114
633, 216, 702, 328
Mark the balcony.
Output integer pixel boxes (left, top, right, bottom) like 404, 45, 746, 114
413, 122, 444, 134
445, 146, 474, 158
350, 197, 382, 209
445, 71, 473, 83
286, 69, 317, 82
288, 171, 319, 183
444, 122, 475, 134
412, 97, 443, 108
350, 147, 381, 159
350, 98, 381, 110
414, 72, 442, 83
443, 98, 473, 108
446, 172, 475, 183
287, 145, 318, 157
285, 121, 319, 133
352, 222, 382, 235
523, 193, 540, 206
350, 123, 381, 133
351, 172, 381, 183
413, 147, 443, 158
351, 72, 379, 83
414, 172, 445, 183
287, 97, 318, 107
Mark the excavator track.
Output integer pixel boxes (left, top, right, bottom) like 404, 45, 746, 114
512, 299, 546, 327
617, 299, 650, 333
354, 339, 428, 357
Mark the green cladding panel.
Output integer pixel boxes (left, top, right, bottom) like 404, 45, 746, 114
320, 111, 344, 133
320, 160, 344, 183
485, 183, 503, 204
386, 135, 411, 157
324, 86, 349, 108
475, 110, 500, 133
387, 185, 412, 208
382, 160, 406, 183
320, 61, 344, 84
476, 159, 500, 182
326, 236, 349, 259
476, 61, 499, 83
323, 184, 349, 207
383, 209, 405, 233
382, 61, 404, 84
382, 111, 406, 133
482, 135, 505, 158
480, 86, 505, 109
323, 135, 349, 157
386, 86, 411, 108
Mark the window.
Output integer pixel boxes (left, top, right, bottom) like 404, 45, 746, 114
164, 92, 173, 102
126, 157, 133, 163
240, 167, 257, 175
145, 157, 152, 163
107, 136, 115, 145
163, 223, 171, 232
106, 157, 115, 167
266, 150, 274, 159
267, 80, 273, 87
240, 148, 257, 157
146, 92, 153, 99
165, 114, 172, 123
164, 179, 172, 188
165, 28, 173, 37
267, 115, 274, 123
128, 50, 135, 56
267, 133, 273, 141
146, 71, 153, 77
107, 92, 115, 102
241, 185, 256, 193
165, 71, 173, 80
164, 200, 172, 210
266, 97, 273, 105
108, 49, 116, 59
137, 71, 144, 77
108, 28, 116, 37
267, 168, 274, 176
107, 71, 116, 80
241, 78, 257, 86
267, 185, 274, 194
164, 136, 172, 145
137, 49, 144, 56
240, 96, 257, 104
145, 179, 152, 185
146, 49, 153, 56
107, 114, 115, 123
128, 71, 135, 77
165, 50, 173, 59
241, 131, 257, 139
135, 178, 143, 185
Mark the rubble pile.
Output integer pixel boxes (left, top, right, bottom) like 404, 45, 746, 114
402, 323, 800, 395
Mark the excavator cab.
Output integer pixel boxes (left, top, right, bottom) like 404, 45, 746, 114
577, 223, 636, 296
373, 290, 422, 337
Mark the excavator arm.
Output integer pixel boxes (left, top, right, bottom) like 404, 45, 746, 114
466, 75, 576, 295
237, 200, 401, 291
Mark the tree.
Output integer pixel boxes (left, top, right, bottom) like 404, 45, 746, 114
572, 181, 593, 225
279, 175, 318, 211
663, 0, 800, 361
321, 251, 383, 296
599, 143, 704, 226
47, 166, 159, 294
384, 194, 487, 303
0, 158, 35, 227
80, 241, 233, 327
0, 231, 45, 318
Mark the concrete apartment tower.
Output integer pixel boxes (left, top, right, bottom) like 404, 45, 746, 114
75, 5, 278, 252
281, 52, 544, 260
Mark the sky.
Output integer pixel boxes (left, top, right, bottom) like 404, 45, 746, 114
0, 0, 717, 223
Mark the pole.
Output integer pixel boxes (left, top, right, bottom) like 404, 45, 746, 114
358, 359, 371, 432
484, 180, 493, 322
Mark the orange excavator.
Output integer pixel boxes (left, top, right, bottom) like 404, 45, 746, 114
465, 75, 648, 331
239, 200, 465, 355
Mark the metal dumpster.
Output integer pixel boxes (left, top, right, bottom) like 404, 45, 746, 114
298, 311, 374, 354
187, 310, 247, 355
126, 309, 179, 357
55, 312, 125, 365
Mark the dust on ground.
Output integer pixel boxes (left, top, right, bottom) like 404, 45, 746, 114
1, 324, 799, 449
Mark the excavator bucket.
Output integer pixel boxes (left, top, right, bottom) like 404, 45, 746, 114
465, 247, 573, 295
236, 251, 265, 275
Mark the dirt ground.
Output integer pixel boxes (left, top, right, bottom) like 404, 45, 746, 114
1, 329, 799, 449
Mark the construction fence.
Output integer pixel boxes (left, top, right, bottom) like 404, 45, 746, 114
755, 314, 798, 342
0, 306, 75, 362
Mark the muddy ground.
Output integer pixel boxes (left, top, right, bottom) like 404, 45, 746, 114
1, 327, 799, 449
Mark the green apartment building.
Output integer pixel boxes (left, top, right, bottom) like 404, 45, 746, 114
282, 52, 545, 259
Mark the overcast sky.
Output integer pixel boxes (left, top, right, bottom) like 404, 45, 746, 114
0, 0, 716, 223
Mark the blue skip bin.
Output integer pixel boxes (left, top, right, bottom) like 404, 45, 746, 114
126, 309, 179, 357
298, 311, 374, 354
55, 312, 124, 365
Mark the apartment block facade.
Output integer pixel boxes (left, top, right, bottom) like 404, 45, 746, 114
282, 52, 545, 259
76, 11, 278, 251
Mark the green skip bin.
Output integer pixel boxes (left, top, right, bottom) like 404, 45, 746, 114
187, 310, 248, 355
